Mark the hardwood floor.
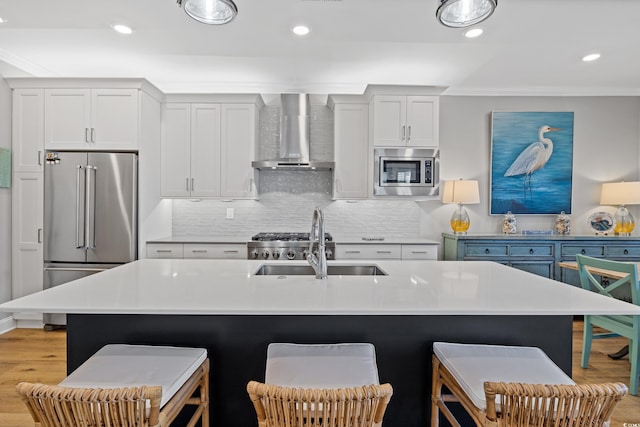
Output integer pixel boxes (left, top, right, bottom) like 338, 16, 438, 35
0, 322, 638, 426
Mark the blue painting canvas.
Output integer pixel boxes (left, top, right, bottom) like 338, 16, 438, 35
490, 111, 574, 215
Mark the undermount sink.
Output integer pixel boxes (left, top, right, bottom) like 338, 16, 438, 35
254, 264, 387, 276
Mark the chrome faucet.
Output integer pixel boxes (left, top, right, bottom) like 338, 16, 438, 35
307, 207, 328, 279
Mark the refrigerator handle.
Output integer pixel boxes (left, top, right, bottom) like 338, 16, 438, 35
75, 165, 85, 249
85, 165, 97, 249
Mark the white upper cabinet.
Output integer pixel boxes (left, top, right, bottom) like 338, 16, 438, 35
12, 88, 44, 172
220, 104, 257, 198
371, 95, 439, 147
332, 103, 369, 199
44, 88, 139, 150
161, 101, 258, 199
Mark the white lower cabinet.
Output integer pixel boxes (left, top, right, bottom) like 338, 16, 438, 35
336, 243, 437, 260
147, 243, 246, 259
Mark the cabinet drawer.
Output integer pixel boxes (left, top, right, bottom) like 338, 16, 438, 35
336, 244, 401, 259
561, 245, 604, 258
465, 244, 508, 257
184, 243, 245, 259
606, 246, 640, 258
401, 245, 438, 260
146, 243, 184, 259
509, 245, 553, 257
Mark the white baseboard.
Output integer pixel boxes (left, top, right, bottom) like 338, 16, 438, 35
0, 315, 17, 334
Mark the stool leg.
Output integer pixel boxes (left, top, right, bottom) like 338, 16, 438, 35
431, 355, 442, 427
202, 359, 210, 427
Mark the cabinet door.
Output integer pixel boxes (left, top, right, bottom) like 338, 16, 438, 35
12, 172, 44, 298
372, 96, 406, 147
13, 89, 44, 172
161, 103, 191, 197
44, 89, 91, 148
190, 104, 221, 198
406, 96, 439, 147
90, 89, 139, 149
220, 104, 257, 198
333, 103, 369, 199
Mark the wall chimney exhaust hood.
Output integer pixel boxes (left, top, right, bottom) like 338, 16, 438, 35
252, 94, 334, 171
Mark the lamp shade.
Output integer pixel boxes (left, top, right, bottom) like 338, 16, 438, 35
442, 180, 480, 204
600, 182, 640, 206
436, 0, 497, 28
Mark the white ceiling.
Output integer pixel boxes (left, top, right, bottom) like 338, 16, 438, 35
0, 0, 639, 95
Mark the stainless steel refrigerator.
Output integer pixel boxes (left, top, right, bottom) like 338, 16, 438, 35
44, 151, 138, 327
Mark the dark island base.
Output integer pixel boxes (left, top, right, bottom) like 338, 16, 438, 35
67, 314, 572, 427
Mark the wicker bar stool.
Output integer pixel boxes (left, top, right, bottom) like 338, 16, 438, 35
247, 342, 393, 427
431, 342, 627, 427
17, 344, 209, 427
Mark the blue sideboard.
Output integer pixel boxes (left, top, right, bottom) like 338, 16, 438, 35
442, 233, 640, 286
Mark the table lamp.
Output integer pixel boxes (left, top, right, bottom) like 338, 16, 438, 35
600, 181, 640, 236
442, 179, 480, 234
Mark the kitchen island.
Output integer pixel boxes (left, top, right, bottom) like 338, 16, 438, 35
2, 259, 639, 427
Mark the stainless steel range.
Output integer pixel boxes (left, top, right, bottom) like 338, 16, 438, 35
247, 232, 335, 261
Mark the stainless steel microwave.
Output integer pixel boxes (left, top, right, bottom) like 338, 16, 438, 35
373, 148, 439, 197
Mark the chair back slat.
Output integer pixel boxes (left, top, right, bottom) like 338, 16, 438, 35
16, 383, 162, 427
576, 254, 640, 304
247, 381, 392, 427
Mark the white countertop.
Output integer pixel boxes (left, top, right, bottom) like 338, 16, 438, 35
2, 260, 639, 316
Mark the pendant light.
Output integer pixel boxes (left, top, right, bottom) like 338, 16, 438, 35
177, 0, 238, 25
436, 0, 497, 28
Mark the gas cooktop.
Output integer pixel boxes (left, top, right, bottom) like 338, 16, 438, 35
250, 232, 333, 242
248, 232, 335, 260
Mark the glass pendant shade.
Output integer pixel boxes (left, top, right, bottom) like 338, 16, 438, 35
180, 0, 238, 25
436, 0, 497, 28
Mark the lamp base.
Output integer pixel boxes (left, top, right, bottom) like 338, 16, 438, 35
450, 204, 471, 234
614, 206, 635, 236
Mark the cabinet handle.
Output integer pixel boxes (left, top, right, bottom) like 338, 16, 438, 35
186, 178, 190, 191
529, 249, 534, 254
581, 249, 586, 254
407, 125, 411, 141
91, 128, 95, 143
192, 250, 208, 253
624, 249, 629, 255
345, 250, 361, 254
156, 249, 172, 253
37, 228, 43, 243
85, 128, 90, 143
191, 178, 195, 191
38, 150, 42, 166
224, 250, 239, 253
401, 125, 406, 140
377, 250, 392, 254
485, 248, 490, 254
412, 251, 428, 254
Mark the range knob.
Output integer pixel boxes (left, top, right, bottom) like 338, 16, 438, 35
286, 250, 296, 260
249, 250, 258, 259
325, 249, 333, 259
261, 250, 270, 259
302, 249, 309, 259
272, 251, 281, 260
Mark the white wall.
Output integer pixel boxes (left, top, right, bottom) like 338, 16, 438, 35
424, 96, 640, 239
0, 77, 12, 319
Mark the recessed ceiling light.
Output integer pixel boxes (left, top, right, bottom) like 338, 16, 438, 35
0, 17, 6, 24
292, 25, 311, 36
464, 28, 483, 38
582, 53, 601, 62
111, 24, 134, 35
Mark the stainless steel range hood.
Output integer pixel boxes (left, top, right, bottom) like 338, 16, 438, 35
252, 94, 334, 170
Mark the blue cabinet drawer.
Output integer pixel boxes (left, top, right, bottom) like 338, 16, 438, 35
561, 245, 604, 258
465, 244, 508, 257
510, 245, 553, 257
606, 246, 640, 258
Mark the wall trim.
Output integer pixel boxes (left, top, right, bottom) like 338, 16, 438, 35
0, 315, 16, 335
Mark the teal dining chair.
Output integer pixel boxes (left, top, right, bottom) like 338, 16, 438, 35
576, 254, 640, 395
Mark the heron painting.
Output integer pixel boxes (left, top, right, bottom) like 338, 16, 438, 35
490, 111, 574, 215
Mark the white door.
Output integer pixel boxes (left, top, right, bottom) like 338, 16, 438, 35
406, 96, 439, 147
333, 103, 369, 199
44, 89, 91, 148
372, 95, 406, 147
90, 89, 139, 149
220, 104, 256, 198
13, 89, 44, 172
190, 104, 221, 198
161, 103, 191, 197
